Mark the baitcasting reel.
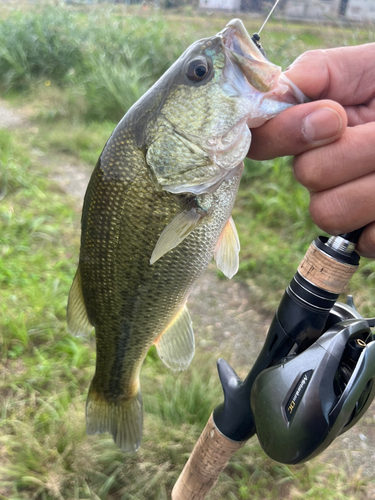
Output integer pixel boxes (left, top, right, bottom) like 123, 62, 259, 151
251, 300, 375, 463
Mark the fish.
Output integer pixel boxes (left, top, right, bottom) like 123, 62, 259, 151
67, 18, 304, 452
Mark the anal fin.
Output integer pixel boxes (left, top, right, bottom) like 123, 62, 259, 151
154, 305, 194, 371
214, 216, 240, 279
67, 266, 93, 336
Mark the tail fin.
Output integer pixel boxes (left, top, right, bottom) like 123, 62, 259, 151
86, 385, 143, 452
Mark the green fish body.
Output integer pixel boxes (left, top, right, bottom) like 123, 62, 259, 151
67, 19, 304, 451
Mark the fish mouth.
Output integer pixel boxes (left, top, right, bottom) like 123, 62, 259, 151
220, 18, 280, 93
219, 19, 305, 104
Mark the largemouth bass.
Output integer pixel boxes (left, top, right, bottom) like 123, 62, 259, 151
67, 19, 304, 452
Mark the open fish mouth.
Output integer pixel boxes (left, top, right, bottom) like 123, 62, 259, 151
220, 18, 281, 93
219, 18, 305, 104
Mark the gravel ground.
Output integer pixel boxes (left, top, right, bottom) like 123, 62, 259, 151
2, 99, 375, 490
0, 99, 27, 129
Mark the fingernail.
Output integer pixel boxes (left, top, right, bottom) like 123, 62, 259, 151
303, 108, 342, 143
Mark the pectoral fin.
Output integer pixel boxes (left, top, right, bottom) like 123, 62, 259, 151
67, 267, 93, 336
150, 205, 202, 264
154, 304, 194, 371
214, 216, 240, 279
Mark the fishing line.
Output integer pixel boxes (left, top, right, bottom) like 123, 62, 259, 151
258, 0, 281, 35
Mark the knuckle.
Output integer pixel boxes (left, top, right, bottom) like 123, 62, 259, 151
293, 141, 343, 192
290, 49, 325, 69
293, 153, 323, 191
293, 156, 311, 187
309, 191, 348, 234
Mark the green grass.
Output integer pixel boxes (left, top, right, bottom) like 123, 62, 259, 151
0, 8, 190, 121
1, 4, 375, 500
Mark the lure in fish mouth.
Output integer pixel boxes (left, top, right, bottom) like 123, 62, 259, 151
67, 19, 305, 453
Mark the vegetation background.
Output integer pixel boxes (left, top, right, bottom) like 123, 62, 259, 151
1, 1, 375, 499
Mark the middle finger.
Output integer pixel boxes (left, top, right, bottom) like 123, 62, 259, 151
293, 122, 375, 192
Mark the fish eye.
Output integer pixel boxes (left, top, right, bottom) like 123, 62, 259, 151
186, 59, 210, 82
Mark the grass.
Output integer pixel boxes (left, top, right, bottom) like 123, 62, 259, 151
1, 4, 375, 500
0, 8, 190, 121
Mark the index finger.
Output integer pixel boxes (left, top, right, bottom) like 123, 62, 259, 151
284, 44, 375, 106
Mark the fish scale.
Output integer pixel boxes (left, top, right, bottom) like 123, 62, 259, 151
67, 18, 304, 452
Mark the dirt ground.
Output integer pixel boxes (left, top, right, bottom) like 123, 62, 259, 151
2, 98, 375, 494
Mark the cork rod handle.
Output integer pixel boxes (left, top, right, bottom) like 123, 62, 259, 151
171, 413, 245, 500
298, 240, 358, 294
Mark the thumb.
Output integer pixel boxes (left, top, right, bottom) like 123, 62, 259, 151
248, 100, 347, 161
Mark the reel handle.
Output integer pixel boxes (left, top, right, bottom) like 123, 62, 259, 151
172, 233, 362, 500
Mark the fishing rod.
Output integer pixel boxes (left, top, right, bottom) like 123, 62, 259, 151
172, 229, 375, 499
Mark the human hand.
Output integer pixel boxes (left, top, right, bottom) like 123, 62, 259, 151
248, 43, 375, 257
